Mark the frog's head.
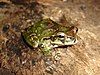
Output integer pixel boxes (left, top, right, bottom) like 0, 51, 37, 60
40, 32, 77, 55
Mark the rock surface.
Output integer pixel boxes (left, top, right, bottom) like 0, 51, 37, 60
0, 0, 100, 75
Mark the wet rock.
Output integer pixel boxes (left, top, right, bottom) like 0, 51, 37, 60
80, 4, 86, 11
45, 58, 53, 66
11, 23, 20, 32
6, 40, 22, 56
0, 68, 15, 75
0, 2, 9, 8
2, 24, 9, 33
31, 59, 36, 66
45, 66, 53, 74
10, 0, 31, 5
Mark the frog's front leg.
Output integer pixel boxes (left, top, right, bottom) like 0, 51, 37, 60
40, 46, 52, 55
39, 39, 53, 55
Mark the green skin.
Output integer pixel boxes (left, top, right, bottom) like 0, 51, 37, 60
22, 18, 77, 55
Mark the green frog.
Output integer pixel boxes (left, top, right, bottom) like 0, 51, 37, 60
22, 18, 78, 55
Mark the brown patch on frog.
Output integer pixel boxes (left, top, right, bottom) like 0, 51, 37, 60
59, 15, 78, 36
66, 26, 78, 37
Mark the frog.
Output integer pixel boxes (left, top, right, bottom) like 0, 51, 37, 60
21, 18, 78, 55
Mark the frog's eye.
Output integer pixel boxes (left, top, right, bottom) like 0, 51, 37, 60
57, 35, 64, 38
57, 32, 65, 38
56, 33, 66, 42
57, 32, 65, 36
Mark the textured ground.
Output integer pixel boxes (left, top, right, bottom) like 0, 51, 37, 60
0, 0, 100, 75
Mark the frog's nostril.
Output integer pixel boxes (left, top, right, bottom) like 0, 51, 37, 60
73, 39, 76, 42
